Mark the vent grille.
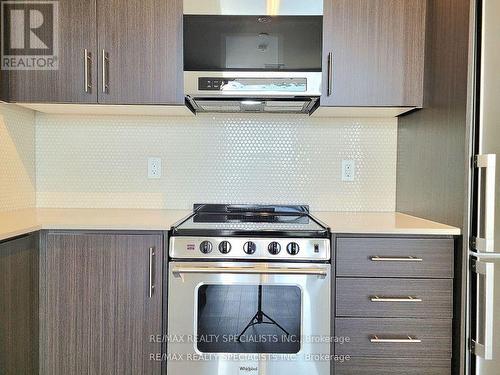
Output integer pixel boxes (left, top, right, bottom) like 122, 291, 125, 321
189, 98, 316, 114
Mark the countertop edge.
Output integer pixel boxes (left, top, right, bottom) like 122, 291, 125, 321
0, 225, 42, 242
0, 209, 462, 242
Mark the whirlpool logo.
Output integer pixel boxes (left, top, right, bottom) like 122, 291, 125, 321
1, 0, 59, 70
239, 366, 258, 374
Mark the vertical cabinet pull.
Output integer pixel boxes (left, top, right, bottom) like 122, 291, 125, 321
327, 52, 333, 96
471, 154, 497, 252
148, 247, 155, 298
84, 49, 92, 93
102, 50, 109, 94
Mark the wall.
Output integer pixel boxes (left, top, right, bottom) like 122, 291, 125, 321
35, 114, 398, 211
0, 104, 36, 211
396, 0, 470, 228
395, 1, 470, 374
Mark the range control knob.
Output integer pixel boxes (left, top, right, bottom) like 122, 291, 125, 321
219, 241, 232, 254
243, 241, 257, 255
286, 242, 300, 255
268, 242, 281, 255
199, 241, 213, 254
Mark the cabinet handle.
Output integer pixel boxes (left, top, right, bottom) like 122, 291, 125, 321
370, 335, 421, 344
148, 247, 155, 298
370, 296, 422, 302
471, 154, 496, 252
370, 256, 423, 262
327, 52, 333, 96
84, 49, 92, 93
102, 49, 109, 94
172, 264, 328, 278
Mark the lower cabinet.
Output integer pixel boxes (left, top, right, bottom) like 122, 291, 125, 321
0, 234, 39, 375
334, 358, 451, 375
333, 235, 455, 375
39, 231, 163, 375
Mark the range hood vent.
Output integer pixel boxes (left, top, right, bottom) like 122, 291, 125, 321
186, 97, 319, 114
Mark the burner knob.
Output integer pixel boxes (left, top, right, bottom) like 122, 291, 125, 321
219, 241, 232, 254
268, 242, 281, 255
286, 242, 300, 255
243, 241, 257, 254
199, 241, 213, 254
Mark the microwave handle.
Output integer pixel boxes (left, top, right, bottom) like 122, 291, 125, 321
172, 264, 327, 279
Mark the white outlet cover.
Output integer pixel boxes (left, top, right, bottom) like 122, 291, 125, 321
342, 159, 355, 182
148, 157, 162, 179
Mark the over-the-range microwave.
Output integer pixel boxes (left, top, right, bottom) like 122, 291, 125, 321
183, 0, 323, 114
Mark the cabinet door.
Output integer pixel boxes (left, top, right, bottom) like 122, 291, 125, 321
322, 0, 426, 107
97, 0, 183, 104
40, 232, 163, 375
0, 0, 97, 103
0, 234, 39, 375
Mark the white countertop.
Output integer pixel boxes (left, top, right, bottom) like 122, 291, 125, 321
314, 211, 461, 235
0, 208, 190, 241
0, 208, 460, 242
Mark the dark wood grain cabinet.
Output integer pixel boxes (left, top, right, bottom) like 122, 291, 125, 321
1, 0, 183, 105
0, 0, 98, 103
322, 0, 426, 107
0, 234, 39, 375
97, 0, 183, 104
39, 231, 163, 375
333, 235, 455, 375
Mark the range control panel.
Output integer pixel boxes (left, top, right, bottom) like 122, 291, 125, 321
169, 237, 330, 261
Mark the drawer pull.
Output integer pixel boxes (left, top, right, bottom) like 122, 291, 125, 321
370, 296, 422, 302
370, 335, 422, 344
370, 256, 423, 262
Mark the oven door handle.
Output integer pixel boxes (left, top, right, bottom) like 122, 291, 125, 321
171, 265, 328, 279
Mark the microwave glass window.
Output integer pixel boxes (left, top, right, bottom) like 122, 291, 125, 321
196, 284, 301, 353
184, 16, 322, 71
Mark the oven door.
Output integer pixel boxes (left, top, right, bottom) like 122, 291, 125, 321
167, 261, 331, 375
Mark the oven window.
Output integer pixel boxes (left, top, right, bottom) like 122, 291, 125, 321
196, 284, 301, 353
184, 16, 322, 71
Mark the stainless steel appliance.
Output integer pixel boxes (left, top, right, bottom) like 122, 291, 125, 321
467, 0, 500, 373
167, 204, 331, 375
183, 0, 323, 114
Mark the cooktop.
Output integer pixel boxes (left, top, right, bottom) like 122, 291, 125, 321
170, 204, 330, 238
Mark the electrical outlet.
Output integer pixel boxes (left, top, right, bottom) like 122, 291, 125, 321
342, 159, 355, 181
148, 157, 162, 179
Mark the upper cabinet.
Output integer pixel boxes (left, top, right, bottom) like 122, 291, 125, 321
0, 0, 98, 103
322, 0, 426, 107
1, 0, 183, 105
97, 0, 183, 104
2, 0, 426, 109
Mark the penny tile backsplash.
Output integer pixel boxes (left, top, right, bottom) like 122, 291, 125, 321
34, 113, 397, 211
0, 104, 36, 211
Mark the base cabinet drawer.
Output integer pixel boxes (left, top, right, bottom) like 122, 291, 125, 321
335, 318, 452, 358
336, 278, 453, 318
334, 358, 451, 375
336, 237, 454, 278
